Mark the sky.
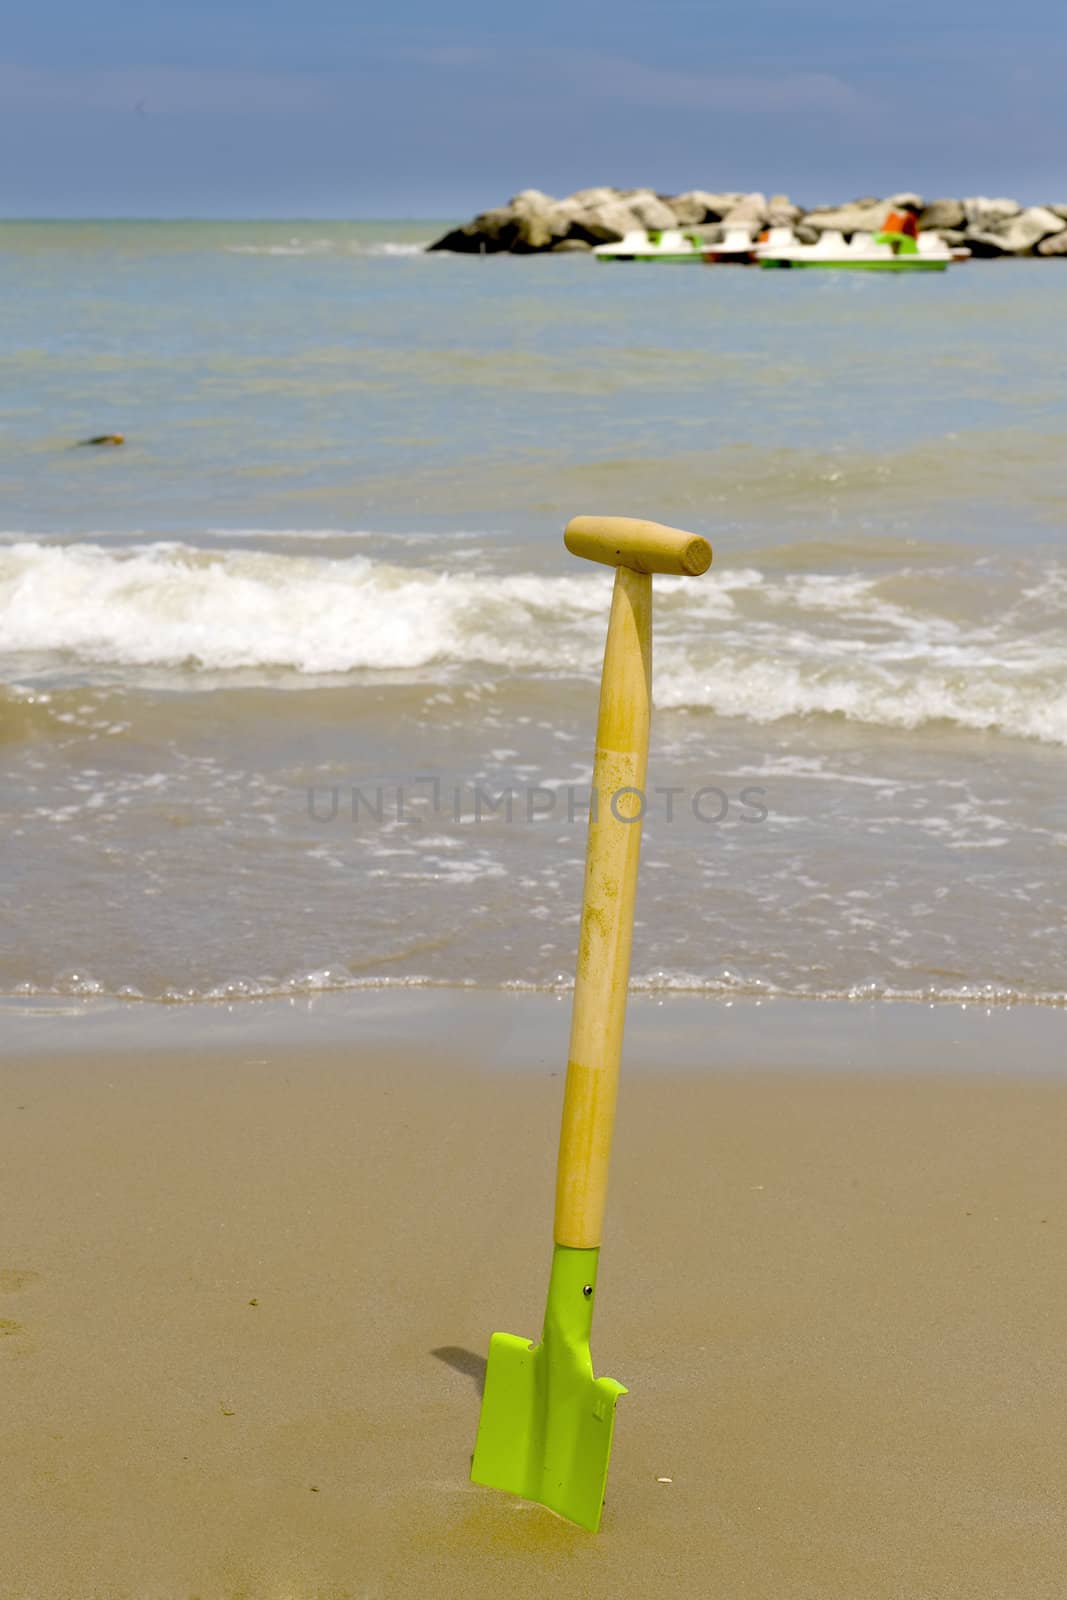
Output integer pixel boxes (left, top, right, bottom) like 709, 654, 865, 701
3, 0, 1065, 217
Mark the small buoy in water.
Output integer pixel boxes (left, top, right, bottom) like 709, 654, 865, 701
79, 433, 125, 447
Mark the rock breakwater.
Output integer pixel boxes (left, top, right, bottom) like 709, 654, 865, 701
428, 188, 1067, 257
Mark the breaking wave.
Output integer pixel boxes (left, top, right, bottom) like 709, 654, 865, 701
2, 539, 1066, 745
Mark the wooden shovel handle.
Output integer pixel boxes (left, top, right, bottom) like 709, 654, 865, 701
555, 520, 712, 1248
565, 515, 712, 577
554, 565, 652, 1249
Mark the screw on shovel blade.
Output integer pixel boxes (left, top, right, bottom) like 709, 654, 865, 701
471, 1245, 626, 1532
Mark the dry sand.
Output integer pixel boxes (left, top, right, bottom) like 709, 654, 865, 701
2, 995, 1066, 1598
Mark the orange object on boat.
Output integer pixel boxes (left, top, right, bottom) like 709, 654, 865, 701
883, 209, 919, 239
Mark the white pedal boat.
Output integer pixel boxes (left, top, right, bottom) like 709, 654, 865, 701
758, 227, 954, 271
593, 228, 705, 262
702, 225, 758, 264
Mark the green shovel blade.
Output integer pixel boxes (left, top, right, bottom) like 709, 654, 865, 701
470, 1245, 627, 1531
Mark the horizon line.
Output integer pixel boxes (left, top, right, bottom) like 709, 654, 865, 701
0, 215, 453, 224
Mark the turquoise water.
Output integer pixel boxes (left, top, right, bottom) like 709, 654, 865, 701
1, 222, 1065, 1003
3, 220, 1065, 544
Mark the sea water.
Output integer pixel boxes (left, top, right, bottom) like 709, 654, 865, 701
1, 220, 1065, 1003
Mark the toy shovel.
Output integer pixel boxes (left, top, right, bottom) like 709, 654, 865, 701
470, 515, 713, 1530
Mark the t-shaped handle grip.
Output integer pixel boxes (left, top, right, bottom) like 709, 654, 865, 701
564, 515, 712, 577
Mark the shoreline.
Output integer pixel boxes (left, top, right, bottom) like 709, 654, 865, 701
4, 989, 1067, 1074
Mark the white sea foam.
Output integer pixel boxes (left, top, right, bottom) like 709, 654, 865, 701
654, 649, 1067, 744
8, 970, 1064, 1007
369, 242, 426, 256
223, 238, 426, 258
2, 540, 1066, 745
0, 540, 608, 675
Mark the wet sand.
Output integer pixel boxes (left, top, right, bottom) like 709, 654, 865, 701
2, 996, 1066, 1598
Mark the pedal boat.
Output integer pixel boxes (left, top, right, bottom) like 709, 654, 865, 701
757, 228, 952, 271
701, 225, 758, 264
593, 228, 705, 262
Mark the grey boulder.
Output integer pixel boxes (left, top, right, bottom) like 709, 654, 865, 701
427, 191, 558, 254
967, 206, 1066, 256
803, 198, 891, 233
426, 221, 492, 254
920, 198, 966, 230
515, 192, 571, 251
963, 196, 1022, 229
721, 191, 768, 225
766, 193, 802, 225
666, 190, 743, 224
804, 193, 923, 235
565, 200, 643, 243
886, 191, 924, 210
619, 189, 681, 230
566, 186, 625, 208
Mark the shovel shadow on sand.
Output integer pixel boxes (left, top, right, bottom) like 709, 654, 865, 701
432, 1346, 488, 1394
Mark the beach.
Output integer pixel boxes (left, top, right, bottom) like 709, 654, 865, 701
2, 220, 1067, 1595
3, 994, 1066, 1598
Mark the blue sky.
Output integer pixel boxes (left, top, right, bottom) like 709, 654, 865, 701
3, 0, 1065, 216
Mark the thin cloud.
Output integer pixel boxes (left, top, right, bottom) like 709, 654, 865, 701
553, 52, 864, 115
0, 62, 328, 116
405, 43, 863, 116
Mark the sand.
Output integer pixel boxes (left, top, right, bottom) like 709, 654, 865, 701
2, 994, 1066, 1598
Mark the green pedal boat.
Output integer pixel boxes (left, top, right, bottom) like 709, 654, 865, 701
593, 228, 706, 262
758, 227, 953, 271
